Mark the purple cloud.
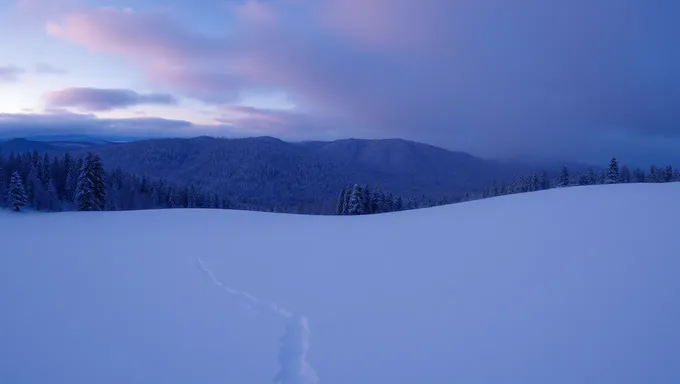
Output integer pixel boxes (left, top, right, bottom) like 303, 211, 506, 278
34, 62, 68, 74
0, 110, 240, 139
41, 1, 680, 162
0, 66, 25, 82
44, 87, 178, 111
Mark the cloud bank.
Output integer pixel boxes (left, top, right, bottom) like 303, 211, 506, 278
0, 110, 235, 140
44, 87, 178, 111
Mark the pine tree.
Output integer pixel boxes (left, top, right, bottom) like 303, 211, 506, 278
587, 168, 597, 185
362, 185, 371, 214
383, 192, 394, 212
558, 166, 570, 187
394, 196, 403, 211
342, 184, 351, 214
605, 157, 619, 184
531, 174, 540, 192
46, 179, 59, 211
347, 184, 364, 215
664, 166, 674, 182
64, 157, 81, 204
75, 153, 106, 211
336, 186, 347, 215
540, 171, 550, 190
649, 166, 659, 182
371, 188, 383, 213
7, 171, 28, 211
0, 157, 5, 207
620, 165, 631, 183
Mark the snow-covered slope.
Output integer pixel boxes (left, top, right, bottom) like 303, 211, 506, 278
1, 184, 678, 384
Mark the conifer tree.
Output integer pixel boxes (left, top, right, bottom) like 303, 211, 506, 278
342, 184, 351, 214
336, 186, 347, 215
394, 196, 403, 211
7, 171, 28, 211
75, 153, 106, 211
0, 158, 4, 207
587, 168, 597, 185
605, 157, 620, 184
362, 185, 371, 214
558, 166, 570, 187
620, 165, 631, 183
664, 166, 674, 182
540, 171, 550, 190
347, 184, 364, 215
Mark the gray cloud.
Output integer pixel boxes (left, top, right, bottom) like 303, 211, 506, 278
0, 66, 25, 82
43, 87, 178, 111
0, 111, 240, 140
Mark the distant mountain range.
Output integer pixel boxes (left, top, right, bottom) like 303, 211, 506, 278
0, 136, 591, 213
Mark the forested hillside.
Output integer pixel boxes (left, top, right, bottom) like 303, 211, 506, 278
1, 136, 592, 213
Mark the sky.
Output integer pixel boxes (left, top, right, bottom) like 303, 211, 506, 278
1, 0, 679, 165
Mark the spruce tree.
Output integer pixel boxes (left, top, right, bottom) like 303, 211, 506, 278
75, 153, 106, 211
362, 185, 371, 214
347, 184, 364, 215
587, 168, 597, 185
7, 171, 28, 211
342, 184, 351, 214
664, 166, 674, 182
89, 154, 106, 211
336, 186, 347, 215
75, 153, 95, 211
558, 166, 570, 187
540, 171, 550, 190
394, 196, 403, 211
620, 165, 631, 183
0, 158, 4, 207
605, 157, 619, 184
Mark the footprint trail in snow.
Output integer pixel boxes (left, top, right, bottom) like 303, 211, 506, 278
195, 257, 319, 384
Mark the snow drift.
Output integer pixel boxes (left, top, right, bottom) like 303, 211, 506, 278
0, 183, 679, 384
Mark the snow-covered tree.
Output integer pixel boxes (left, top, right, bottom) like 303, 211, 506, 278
540, 171, 550, 190
664, 166, 674, 182
619, 165, 631, 183
7, 171, 28, 211
587, 168, 598, 185
605, 157, 619, 184
558, 166, 570, 187
347, 184, 364, 215
371, 188, 383, 213
394, 196, 403, 211
336, 186, 347, 215
75, 153, 106, 211
362, 185, 371, 214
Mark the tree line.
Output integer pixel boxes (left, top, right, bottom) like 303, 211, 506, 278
0, 150, 231, 212
462, 157, 680, 202
335, 184, 408, 215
